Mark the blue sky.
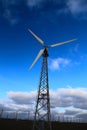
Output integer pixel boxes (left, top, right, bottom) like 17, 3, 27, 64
0, 0, 87, 121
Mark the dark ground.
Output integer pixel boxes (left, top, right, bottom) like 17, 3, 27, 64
0, 118, 87, 130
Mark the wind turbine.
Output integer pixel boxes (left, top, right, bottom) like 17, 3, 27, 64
28, 29, 77, 130
29, 29, 77, 70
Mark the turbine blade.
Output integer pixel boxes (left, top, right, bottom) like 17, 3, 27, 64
50, 38, 77, 47
29, 49, 44, 69
28, 29, 44, 45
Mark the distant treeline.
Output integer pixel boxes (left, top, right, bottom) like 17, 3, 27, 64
0, 109, 83, 123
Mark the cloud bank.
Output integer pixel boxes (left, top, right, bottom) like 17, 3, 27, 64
8, 88, 87, 109
0, 87, 87, 121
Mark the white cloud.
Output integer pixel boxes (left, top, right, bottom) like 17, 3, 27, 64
7, 88, 87, 109
67, 0, 87, 16
0, 87, 87, 121
65, 107, 87, 122
52, 88, 87, 109
7, 91, 37, 104
49, 58, 70, 70
65, 107, 82, 115
0, 100, 35, 119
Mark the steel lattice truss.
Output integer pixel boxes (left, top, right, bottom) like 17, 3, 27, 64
33, 49, 52, 130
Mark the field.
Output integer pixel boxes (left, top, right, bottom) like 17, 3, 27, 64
0, 118, 87, 130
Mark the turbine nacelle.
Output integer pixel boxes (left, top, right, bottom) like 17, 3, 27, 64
43, 47, 49, 57
28, 29, 77, 69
